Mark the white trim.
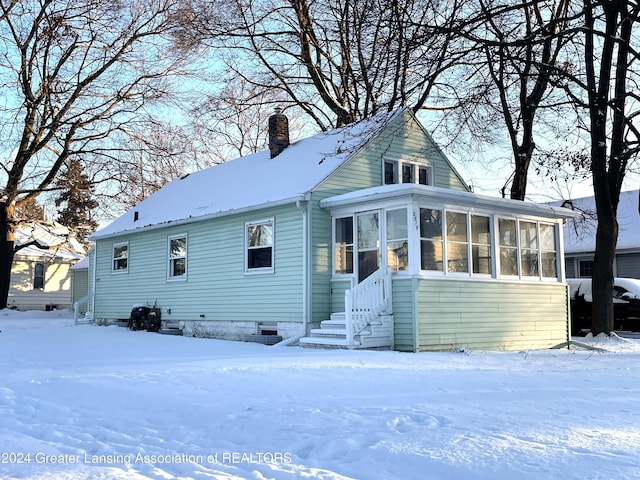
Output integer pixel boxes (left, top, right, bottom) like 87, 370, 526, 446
245, 218, 275, 274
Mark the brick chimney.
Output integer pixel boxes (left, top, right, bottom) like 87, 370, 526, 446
268, 107, 289, 158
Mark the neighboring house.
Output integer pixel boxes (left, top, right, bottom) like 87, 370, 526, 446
9, 222, 85, 311
89, 108, 577, 351
559, 190, 640, 279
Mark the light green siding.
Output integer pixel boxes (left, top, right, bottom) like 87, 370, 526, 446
391, 277, 416, 351
94, 204, 304, 324
414, 279, 569, 351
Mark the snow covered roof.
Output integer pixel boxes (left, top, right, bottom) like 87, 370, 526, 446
322, 183, 580, 219
556, 190, 640, 253
92, 108, 406, 239
14, 222, 86, 261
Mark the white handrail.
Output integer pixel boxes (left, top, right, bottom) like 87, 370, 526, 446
73, 294, 93, 326
345, 268, 392, 346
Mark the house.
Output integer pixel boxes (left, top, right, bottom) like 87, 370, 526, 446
559, 190, 640, 279
89, 108, 577, 351
9, 222, 85, 311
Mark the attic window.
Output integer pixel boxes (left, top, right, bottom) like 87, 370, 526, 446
384, 159, 432, 186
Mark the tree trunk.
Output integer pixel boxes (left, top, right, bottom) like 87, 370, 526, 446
590, 192, 617, 335
0, 203, 16, 310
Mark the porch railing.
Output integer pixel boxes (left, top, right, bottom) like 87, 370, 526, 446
344, 267, 392, 346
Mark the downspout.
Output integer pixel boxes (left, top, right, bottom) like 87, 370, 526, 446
296, 195, 311, 336
90, 245, 97, 319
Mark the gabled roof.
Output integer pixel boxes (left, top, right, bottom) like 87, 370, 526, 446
15, 222, 85, 261
92, 108, 408, 239
557, 190, 640, 253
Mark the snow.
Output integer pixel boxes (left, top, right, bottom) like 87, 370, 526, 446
2, 310, 640, 480
14, 222, 85, 260
92, 110, 404, 240
560, 189, 640, 253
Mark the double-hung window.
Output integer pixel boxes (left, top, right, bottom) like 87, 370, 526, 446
246, 219, 274, 272
33, 262, 46, 289
112, 242, 129, 272
420, 208, 444, 271
445, 211, 469, 273
386, 208, 408, 272
168, 235, 187, 279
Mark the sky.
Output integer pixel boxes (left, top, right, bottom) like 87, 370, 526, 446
1, 309, 640, 480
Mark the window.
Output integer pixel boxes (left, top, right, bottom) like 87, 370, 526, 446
539, 223, 557, 278
334, 217, 354, 274
168, 235, 187, 279
520, 221, 539, 277
498, 219, 518, 276
446, 211, 469, 273
578, 259, 593, 278
402, 163, 414, 183
246, 219, 274, 272
112, 243, 128, 272
357, 212, 380, 282
384, 159, 432, 186
386, 209, 408, 272
384, 161, 397, 185
471, 215, 492, 275
420, 208, 443, 271
33, 262, 45, 289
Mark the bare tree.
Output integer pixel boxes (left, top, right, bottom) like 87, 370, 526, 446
176, 0, 473, 130
581, 0, 640, 335
0, 0, 188, 308
447, 0, 576, 201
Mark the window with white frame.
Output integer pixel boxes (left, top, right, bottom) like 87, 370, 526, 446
419, 208, 444, 271
33, 262, 45, 289
168, 235, 187, 279
519, 220, 539, 277
539, 223, 557, 278
445, 211, 469, 273
112, 242, 128, 272
386, 208, 408, 272
498, 219, 518, 276
246, 219, 274, 272
471, 215, 492, 275
334, 216, 354, 274
578, 259, 593, 277
384, 160, 432, 186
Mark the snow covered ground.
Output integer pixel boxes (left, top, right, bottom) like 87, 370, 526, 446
1, 310, 639, 480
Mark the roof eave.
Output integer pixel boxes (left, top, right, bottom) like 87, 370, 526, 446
90, 194, 307, 241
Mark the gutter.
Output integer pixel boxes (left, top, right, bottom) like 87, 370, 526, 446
90, 195, 307, 241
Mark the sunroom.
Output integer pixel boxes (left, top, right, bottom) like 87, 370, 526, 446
320, 183, 577, 352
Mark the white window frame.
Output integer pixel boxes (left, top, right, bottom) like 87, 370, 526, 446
333, 216, 355, 276
33, 262, 46, 289
112, 242, 129, 273
383, 158, 433, 186
245, 218, 275, 274
168, 234, 188, 280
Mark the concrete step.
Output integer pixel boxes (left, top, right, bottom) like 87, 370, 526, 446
299, 336, 361, 347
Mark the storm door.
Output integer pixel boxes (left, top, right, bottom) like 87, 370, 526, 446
356, 211, 380, 283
